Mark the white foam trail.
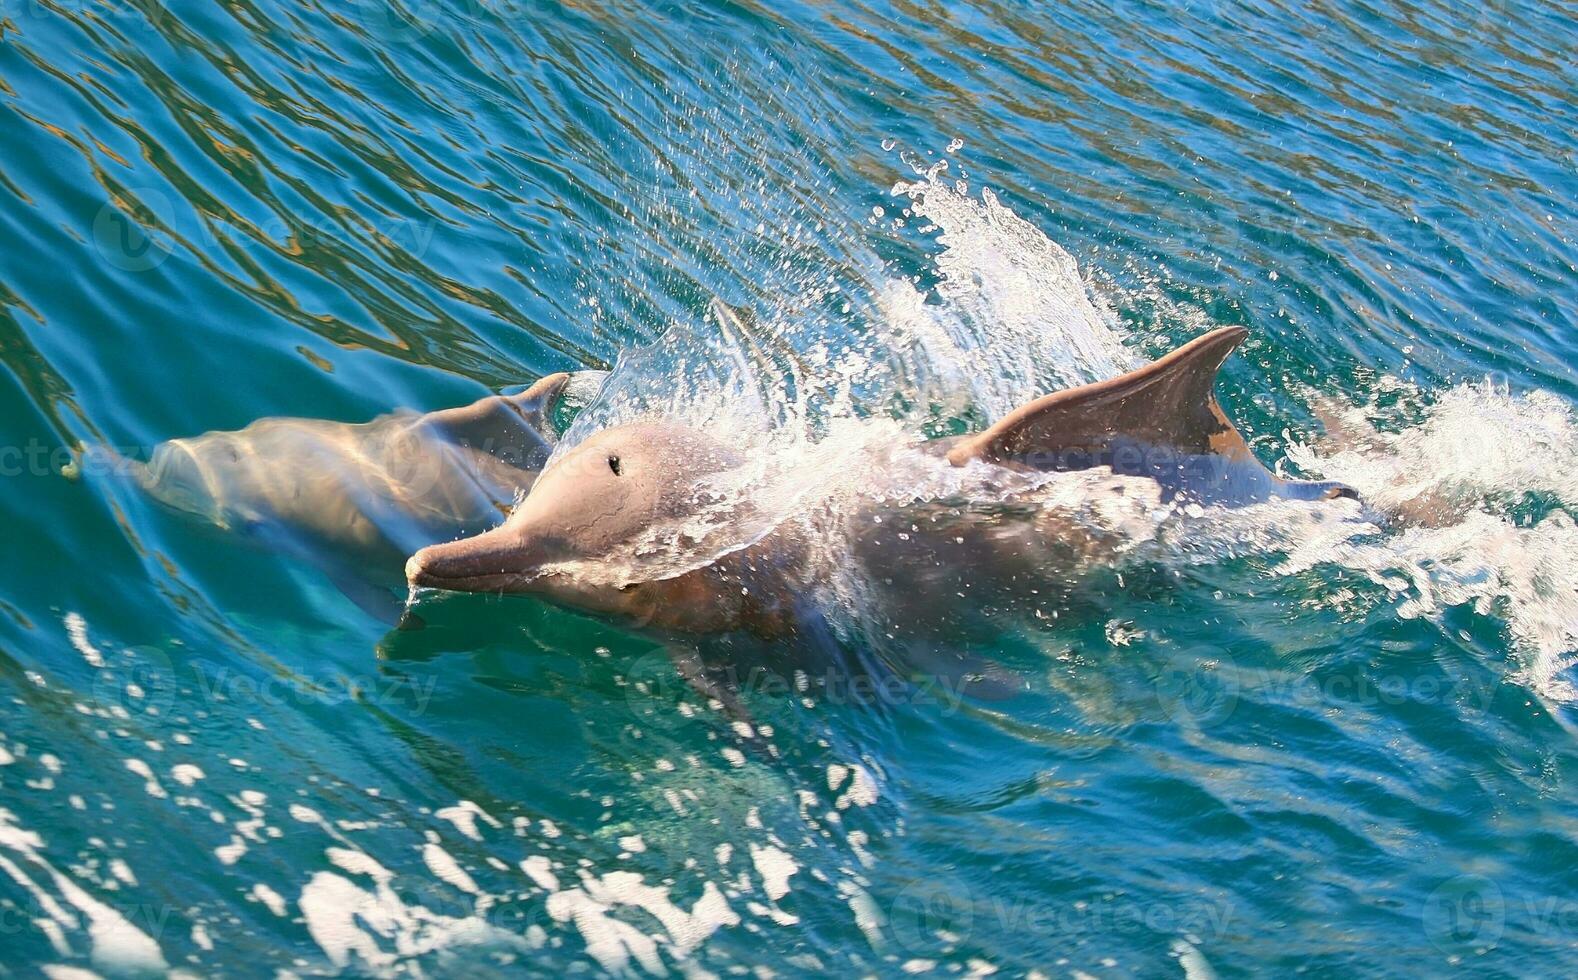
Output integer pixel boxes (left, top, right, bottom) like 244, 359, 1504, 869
1291, 379, 1578, 507
1285, 379, 1578, 700
1045, 376, 1578, 702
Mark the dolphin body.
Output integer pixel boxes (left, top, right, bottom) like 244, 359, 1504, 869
406, 321, 1357, 637
117, 374, 569, 618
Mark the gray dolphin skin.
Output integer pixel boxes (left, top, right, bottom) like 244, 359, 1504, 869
405, 326, 1358, 636
120, 373, 569, 616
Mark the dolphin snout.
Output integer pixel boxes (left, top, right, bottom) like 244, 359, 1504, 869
406, 526, 535, 592
404, 549, 445, 588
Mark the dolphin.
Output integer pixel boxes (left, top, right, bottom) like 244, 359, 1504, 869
112, 373, 570, 618
405, 326, 1358, 636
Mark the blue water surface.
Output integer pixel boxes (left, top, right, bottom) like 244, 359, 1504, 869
0, 0, 1575, 976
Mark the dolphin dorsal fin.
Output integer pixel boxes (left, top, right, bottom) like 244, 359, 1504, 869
418, 372, 570, 453
946, 327, 1254, 467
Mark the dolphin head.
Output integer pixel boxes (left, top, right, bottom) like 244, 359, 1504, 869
405, 420, 749, 620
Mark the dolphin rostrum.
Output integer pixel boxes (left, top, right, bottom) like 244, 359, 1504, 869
405, 326, 1357, 636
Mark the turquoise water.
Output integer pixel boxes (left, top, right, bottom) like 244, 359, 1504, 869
1, 0, 1576, 975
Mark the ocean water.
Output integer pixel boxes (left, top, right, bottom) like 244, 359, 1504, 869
0, 0, 1575, 976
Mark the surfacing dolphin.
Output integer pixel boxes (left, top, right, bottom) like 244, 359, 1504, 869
113, 374, 570, 618
405, 324, 1358, 636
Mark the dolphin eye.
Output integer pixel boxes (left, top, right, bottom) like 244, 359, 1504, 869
607, 455, 622, 476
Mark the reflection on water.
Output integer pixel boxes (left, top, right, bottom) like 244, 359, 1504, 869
0, 0, 1574, 975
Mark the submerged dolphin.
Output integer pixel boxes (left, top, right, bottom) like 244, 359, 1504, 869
115, 374, 569, 617
405, 325, 1357, 636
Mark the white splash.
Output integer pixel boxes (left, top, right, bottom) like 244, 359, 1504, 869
170, 764, 204, 787
834, 763, 880, 810
420, 843, 478, 895
1285, 379, 1578, 699
749, 844, 799, 902
520, 855, 559, 891
250, 883, 287, 917
63, 614, 103, 668
0, 809, 167, 974
435, 801, 501, 842
546, 870, 739, 974
539, 164, 1136, 597
300, 848, 529, 971
889, 173, 1132, 414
